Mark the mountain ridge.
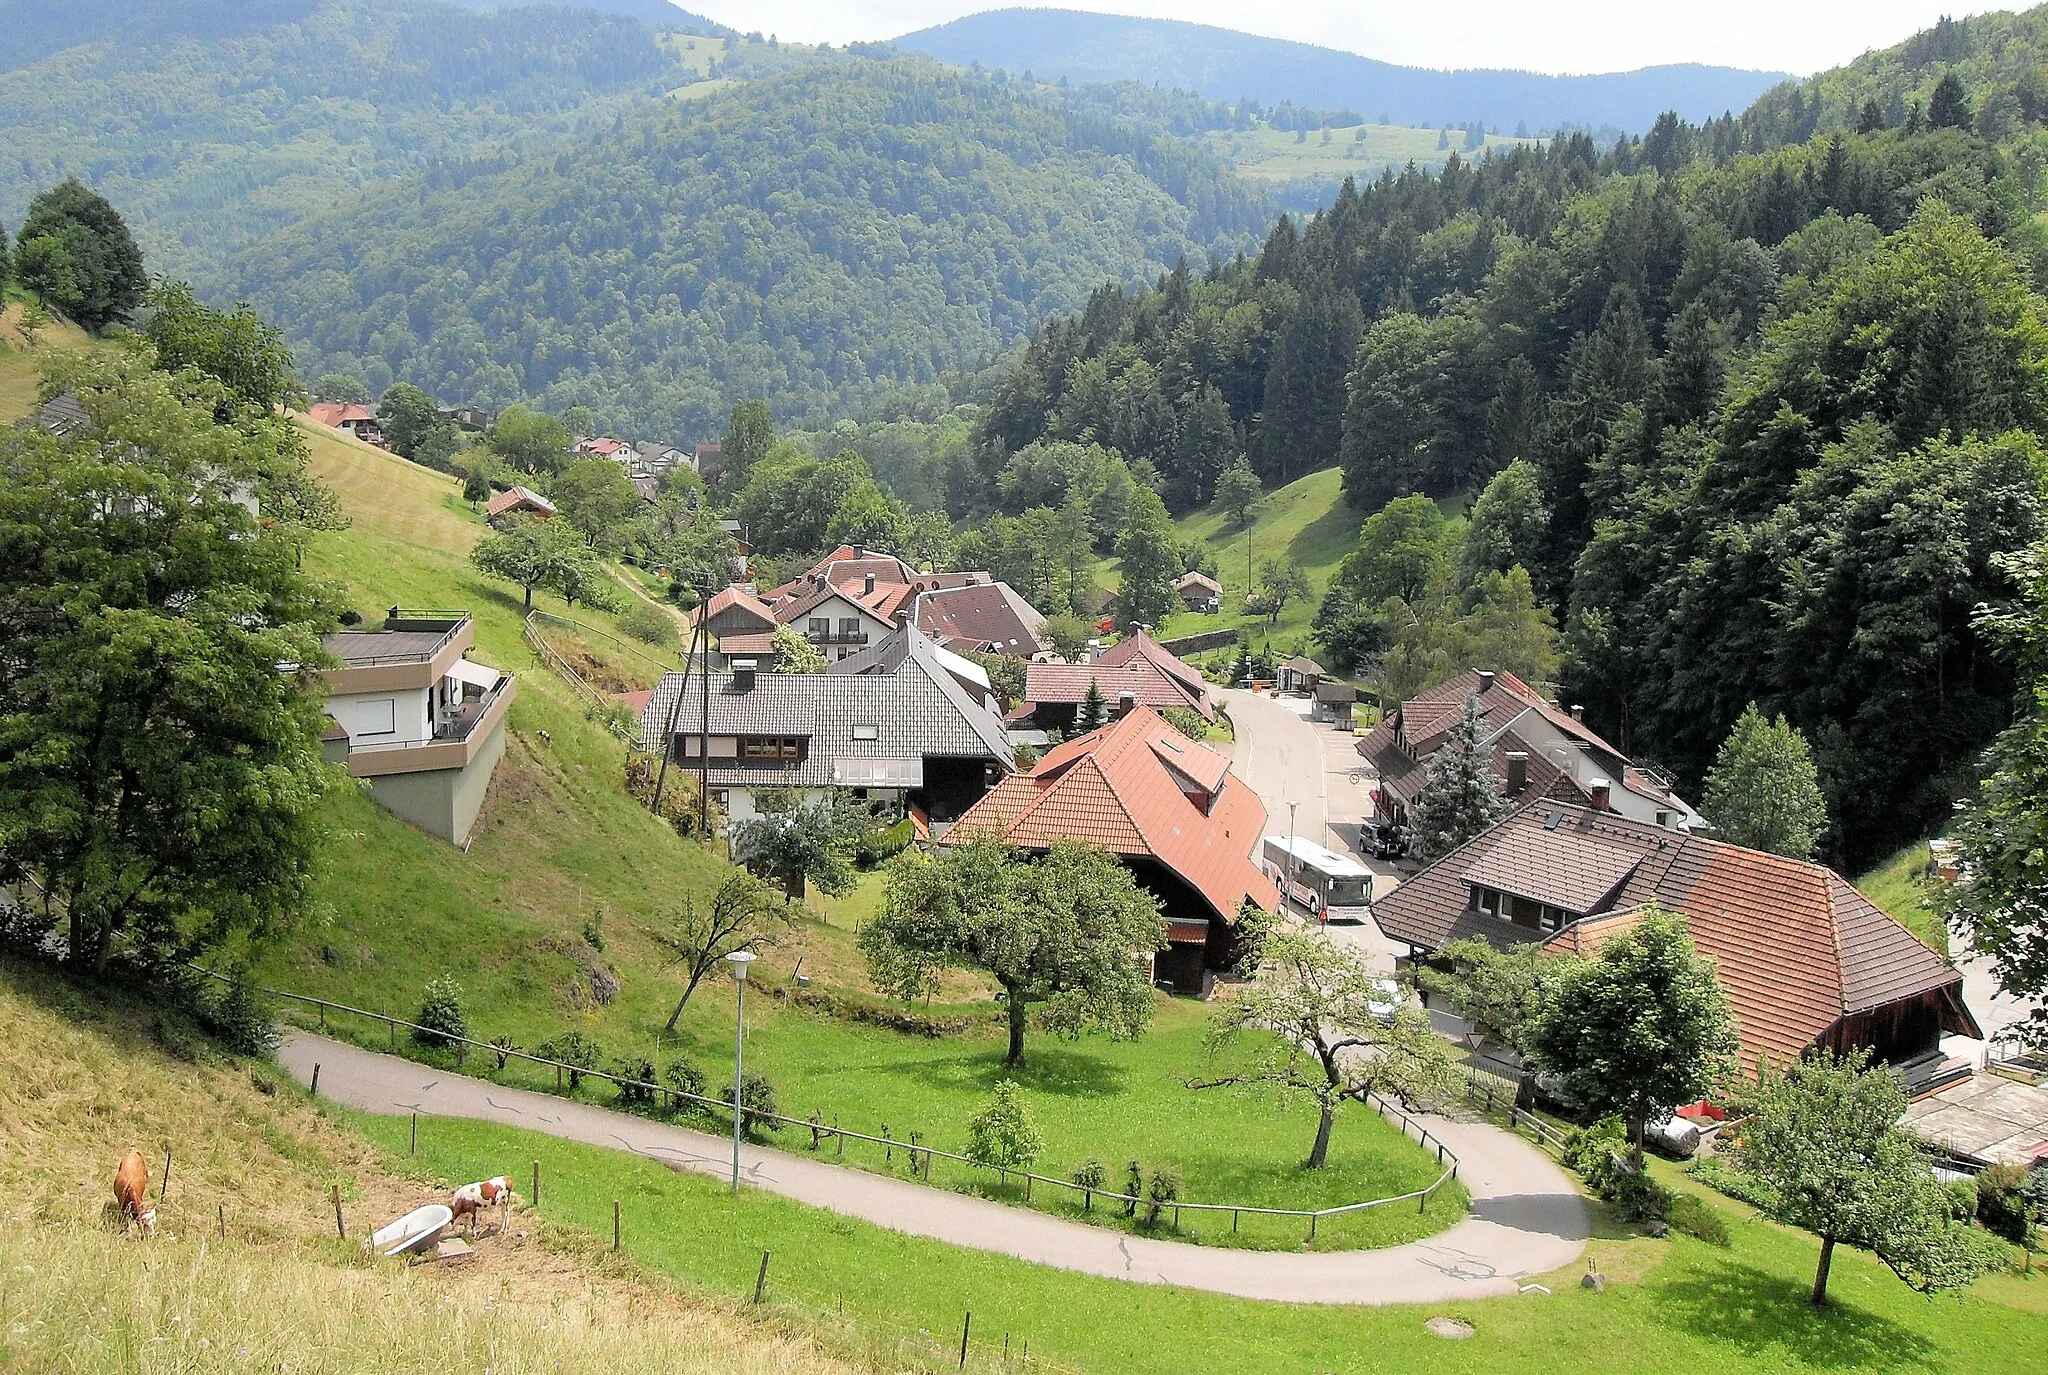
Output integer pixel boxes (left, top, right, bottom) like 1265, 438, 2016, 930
896, 8, 1792, 133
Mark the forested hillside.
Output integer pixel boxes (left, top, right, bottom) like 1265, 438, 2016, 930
228, 58, 1271, 439
968, 9, 2048, 869
897, 10, 1787, 134
0, 0, 716, 271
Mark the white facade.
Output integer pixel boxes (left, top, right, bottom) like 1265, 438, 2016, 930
1488, 705, 1704, 830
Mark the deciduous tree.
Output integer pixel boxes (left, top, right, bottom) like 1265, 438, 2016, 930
1528, 907, 1738, 1145
1700, 704, 1829, 858
860, 838, 1165, 1067
1202, 928, 1459, 1168
1728, 1049, 2002, 1305
648, 873, 791, 1031
470, 515, 616, 611
768, 623, 827, 674
0, 351, 336, 972
13, 177, 146, 331
732, 792, 863, 903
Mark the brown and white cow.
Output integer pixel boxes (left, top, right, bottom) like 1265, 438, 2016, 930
450, 1175, 513, 1232
113, 1150, 156, 1237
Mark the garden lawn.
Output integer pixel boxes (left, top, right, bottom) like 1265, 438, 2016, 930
366, 1110, 2048, 1375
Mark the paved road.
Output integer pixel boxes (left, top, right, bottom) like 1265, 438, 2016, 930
283, 1033, 1585, 1305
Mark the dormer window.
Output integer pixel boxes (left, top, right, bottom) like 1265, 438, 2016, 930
1470, 883, 1567, 932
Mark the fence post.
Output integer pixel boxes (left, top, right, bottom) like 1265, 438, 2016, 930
217, 1203, 225, 1238
331, 1183, 345, 1239
754, 1249, 772, 1304
613, 1200, 621, 1251
1232, 1208, 1239, 1233
389, 1014, 396, 1051
959, 1312, 972, 1369
411, 1113, 417, 1153
1307, 1212, 1317, 1243
160, 1148, 173, 1201
310, 1064, 320, 1098
532, 1160, 541, 1207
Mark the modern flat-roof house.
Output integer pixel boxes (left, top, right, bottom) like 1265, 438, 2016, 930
950, 707, 1275, 997
1373, 800, 1980, 1085
1358, 668, 1701, 833
636, 625, 1013, 825
320, 612, 514, 845
1019, 631, 1213, 730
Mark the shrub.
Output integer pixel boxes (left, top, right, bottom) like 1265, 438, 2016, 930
1144, 1167, 1183, 1227
623, 752, 722, 839
535, 1031, 603, 1089
1159, 706, 1209, 741
1978, 1163, 2037, 1244
1583, 1142, 1670, 1223
201, 968, 280, 1056
619, 600, 678, 648
412, 977, 468, 1050
663, 1058, 709, 1109
1561, 1116, 1626, 1175
1666, 1191, 1731, 1246
966, 1081, 1043, 1172
1945, 1175, 1982, 1222
611, 1056, 657, 1105
1123, 1159, 1144, 1216
487, 1035, 518, 1071
721, 1071, 781, 1137
1072, 1158, 1106, 1209
855, 816, 916, 868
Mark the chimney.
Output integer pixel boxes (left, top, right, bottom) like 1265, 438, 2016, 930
1506, 751, 1529, 794
1476, 669, 1496, 692
732, 657, 758, 693
864, 571, 875, 595
1570, 704, 1585, 721
1589, 777, 1611, 811
1118, 691, 1137, 716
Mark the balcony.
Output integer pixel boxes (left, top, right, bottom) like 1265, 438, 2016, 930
804, 629, 871, 645
346, 675, 515, 778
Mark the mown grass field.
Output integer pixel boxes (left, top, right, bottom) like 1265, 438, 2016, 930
1208, 123, 1541, 184
0, 954, 864, 1375
373, 1109, 2048, 1375
1854, 843, 1949, 954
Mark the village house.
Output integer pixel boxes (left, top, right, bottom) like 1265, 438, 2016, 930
635, 624, 1013, 825
1174, 569, 1223, 614
949, 707, 1276, 998
319, 611, 514, 846
692, 441, 725, 486
307, 401, 383, 447
1358, 668, 1702, 833
1373, 799, 1980, 1089
1017, 630, 1213, 731
1276, 654, 1327, 694
437, 403, 493, 432
485, 485, 556, 527
574, 436, 633, 464
910, 580, 1050, 658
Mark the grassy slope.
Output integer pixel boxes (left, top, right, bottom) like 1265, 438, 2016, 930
274, 428, 1459, 1249
0, 301, 93, 416
1208, 123, 1539, 184
1854, 843, 1949, 955
379, 1109, 2048, 1375
0, 954, 863, 1375
1119, 467, 1356, 654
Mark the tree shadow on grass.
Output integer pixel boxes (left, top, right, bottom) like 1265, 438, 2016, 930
1286, 486, 1364, 570
870, 1044, 1127, 1100
1649, 1259, 1942, 1373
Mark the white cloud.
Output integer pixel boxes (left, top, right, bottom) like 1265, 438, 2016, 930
684, 1, 1998, 79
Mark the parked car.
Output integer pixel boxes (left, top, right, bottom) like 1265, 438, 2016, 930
1367, 976, 1403, 1024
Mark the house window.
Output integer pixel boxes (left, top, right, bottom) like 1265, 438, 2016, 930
852, 724, 880, 741
839, 617, 860, 638
807, 618, 829, 639
358, 698, 396, 737
741, 735, 803, 761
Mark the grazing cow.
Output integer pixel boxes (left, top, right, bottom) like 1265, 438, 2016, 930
450, 1175, 513, 1232
113, 1150, 156, 1237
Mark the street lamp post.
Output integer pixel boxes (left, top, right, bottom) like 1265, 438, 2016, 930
1286, 799, 1300, 915
726, 949, 757, 1193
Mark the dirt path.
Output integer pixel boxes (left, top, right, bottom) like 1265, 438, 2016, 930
283, 1032, 1586, 1305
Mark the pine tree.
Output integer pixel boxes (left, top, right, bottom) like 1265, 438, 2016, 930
1928, 72, 1971, 129
1256, 284, 1364, 485
1076, 678, 1108, 732
1412, 694, 1508, 860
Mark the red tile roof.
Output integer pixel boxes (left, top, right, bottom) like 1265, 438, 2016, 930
691, 584, 776, 633
309, 401, 377, 427
1094, 631, 1206, 700
1374, 802, 1978, 1066
485, 486, 555, 519
1025, 659, 1212, 720
913, 582, 1046, 657
949, 708, 1276, 922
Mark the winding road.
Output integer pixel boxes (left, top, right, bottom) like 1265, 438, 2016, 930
282, 1032, 1586, 1306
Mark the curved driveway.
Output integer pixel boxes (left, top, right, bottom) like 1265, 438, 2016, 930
282, 1032, 1585, 1305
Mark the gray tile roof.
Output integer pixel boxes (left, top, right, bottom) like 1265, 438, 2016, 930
638, 624, 1013, 788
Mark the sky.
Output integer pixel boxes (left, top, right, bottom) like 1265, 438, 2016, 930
687, 1, 2001, 78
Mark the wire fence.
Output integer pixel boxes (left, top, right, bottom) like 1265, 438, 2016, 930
207, 969, 1464, 1248
1457, 1061, 1573, 1156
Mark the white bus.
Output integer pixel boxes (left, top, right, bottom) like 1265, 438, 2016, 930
1261, 835, 1373, 919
